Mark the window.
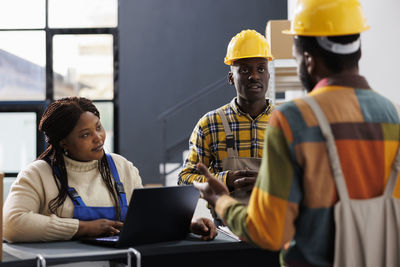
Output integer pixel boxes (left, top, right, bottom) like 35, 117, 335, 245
48, 0, 117, 28
0, 113, 37, 173
0, 1, 119, 178
0, 31, 46, 100
0, 0, 45, 29
53, 34, 114, 100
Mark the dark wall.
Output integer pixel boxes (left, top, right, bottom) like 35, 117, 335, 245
119, 0, 287, 184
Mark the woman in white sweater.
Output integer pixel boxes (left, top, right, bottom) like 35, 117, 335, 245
3, 97, 216, 242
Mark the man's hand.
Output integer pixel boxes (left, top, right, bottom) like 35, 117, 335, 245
190, 217, 218, 241
74, 219, 123, 238
227, 169, 258, 191
193, 163, 229, 207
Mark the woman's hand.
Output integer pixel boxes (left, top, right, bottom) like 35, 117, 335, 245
190, 217, 218, 241
73, 219, 123, 238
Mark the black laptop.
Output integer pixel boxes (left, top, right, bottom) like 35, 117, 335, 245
81, 185, 199, 247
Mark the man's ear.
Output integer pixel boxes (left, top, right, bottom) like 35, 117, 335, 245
303, 51, 315, 76
228, 71, 234, 85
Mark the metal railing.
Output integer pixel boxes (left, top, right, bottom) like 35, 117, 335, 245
158, 75, 228, 184
35, 248, 141, 267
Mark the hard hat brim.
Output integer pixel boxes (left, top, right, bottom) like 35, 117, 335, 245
282, 26, 370, 36
225, 55, 274, 66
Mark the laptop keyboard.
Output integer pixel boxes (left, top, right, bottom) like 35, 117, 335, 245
96, 235, 120, 242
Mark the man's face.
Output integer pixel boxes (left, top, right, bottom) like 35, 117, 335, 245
293, 43, 316, 92
228, 57, 270, 103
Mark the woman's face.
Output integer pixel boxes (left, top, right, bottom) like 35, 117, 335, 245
60, 111, 106, 162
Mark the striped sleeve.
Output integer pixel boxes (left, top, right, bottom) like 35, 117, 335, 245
216, 110, 300, 250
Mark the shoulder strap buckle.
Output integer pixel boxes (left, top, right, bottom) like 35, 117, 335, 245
116, 182, 126, 194
67, 188, 80, 202
226, 135, 235, 149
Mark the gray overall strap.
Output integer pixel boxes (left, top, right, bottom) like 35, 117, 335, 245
303, 96, 349, 201
217, 109, 238, 157
385, 146, 400, 197
384, 104, 400, 197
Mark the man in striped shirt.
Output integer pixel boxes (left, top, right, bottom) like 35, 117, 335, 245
195, 0, 400, 266
178, 29, 273, 195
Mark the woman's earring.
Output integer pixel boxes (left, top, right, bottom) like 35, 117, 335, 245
64, 149, 69, 156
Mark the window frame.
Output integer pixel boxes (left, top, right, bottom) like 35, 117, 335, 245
0, 0, 119, 177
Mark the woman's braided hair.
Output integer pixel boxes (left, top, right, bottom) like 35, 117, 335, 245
38, 96, 122, 220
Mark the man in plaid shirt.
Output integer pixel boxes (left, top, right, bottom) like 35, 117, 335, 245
178, 29, 273, 198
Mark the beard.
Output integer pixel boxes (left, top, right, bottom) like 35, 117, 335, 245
298, 60, 316, 93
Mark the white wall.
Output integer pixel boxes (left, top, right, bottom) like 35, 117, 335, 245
359, 0, 400, 104
287, 0, 296, 20
287, 0, 400, 104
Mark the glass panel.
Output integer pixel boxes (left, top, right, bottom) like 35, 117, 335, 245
94, 102, 114, 153
0, 31, 46, 100
49, 0, 117, 28
4, 177, 17, 201
0, 113, 36, 173
53, 34, 114, 100
0, 0, 45, 29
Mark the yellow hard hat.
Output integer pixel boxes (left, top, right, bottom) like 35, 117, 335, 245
283, 0, 370, 36
224, 29, 273, 65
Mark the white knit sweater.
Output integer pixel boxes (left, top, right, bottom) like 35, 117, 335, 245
3, 153, 143, 242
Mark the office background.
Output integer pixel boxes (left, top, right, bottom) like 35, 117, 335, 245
119, 0, 286, 185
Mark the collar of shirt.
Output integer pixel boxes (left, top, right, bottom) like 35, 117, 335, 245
309, 74, 371, 96
229, 97, 272, 119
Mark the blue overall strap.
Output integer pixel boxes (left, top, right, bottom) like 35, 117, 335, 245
67, 188, 86, 206
43, 156, 85, 206
105, 154, 128, 207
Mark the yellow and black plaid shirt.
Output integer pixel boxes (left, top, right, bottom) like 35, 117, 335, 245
178, 98, 273, 186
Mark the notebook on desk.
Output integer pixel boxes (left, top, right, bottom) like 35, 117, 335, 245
81, 185, 199, 248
